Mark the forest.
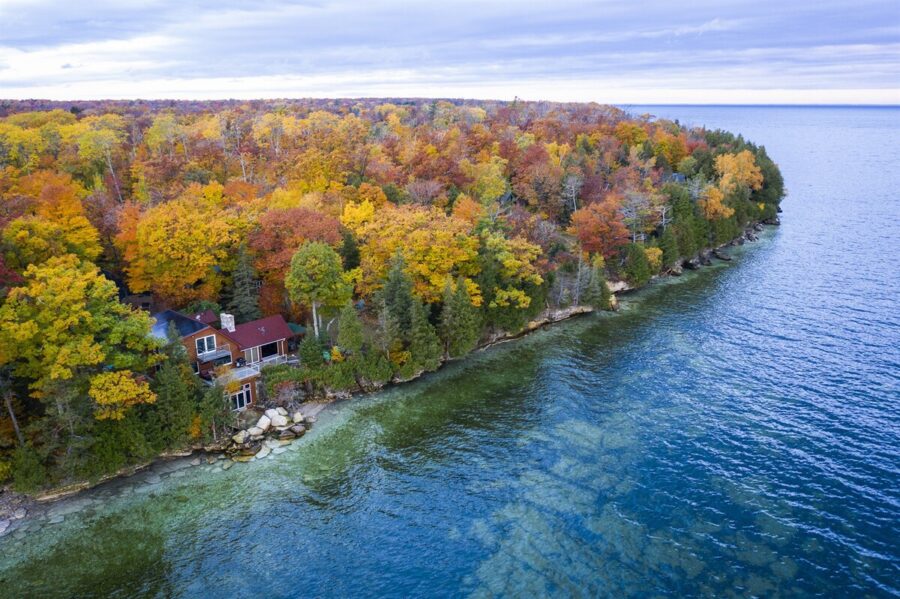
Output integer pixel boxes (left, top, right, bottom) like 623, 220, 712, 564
0, 98, 783, 492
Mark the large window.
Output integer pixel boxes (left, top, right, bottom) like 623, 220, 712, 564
260, 341, 279, 359
230, 383, 252, 411
196, 335, 216, 355
244, 346, 260, 364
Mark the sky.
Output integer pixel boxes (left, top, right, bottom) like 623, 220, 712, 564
0, 0, 898, 104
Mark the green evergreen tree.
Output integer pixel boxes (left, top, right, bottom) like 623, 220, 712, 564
340, 228, 361, 270
623, 243, 652, 287
409, 299, 442, 372
299, 333, 325, 369
227, 244, 261, 323
659, 227, 679, 269
583, 262, 612, 310
382, 252, 414, 341
439, 278, 482, 358
337, 302, 364, 354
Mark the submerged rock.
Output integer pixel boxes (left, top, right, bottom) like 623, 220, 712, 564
255, 445, 271, 459
713, 249, 732, 261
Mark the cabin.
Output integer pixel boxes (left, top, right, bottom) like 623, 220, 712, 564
151, 310, 296, 411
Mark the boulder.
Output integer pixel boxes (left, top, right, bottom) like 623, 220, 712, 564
763, 216, 781, 226
732, 236, 746, 246
246, 426, 263, 437
278, 430, 296, 440
13, 508, 27, 520
264, 408, 279, 420
270, 413, 289, 428
746, 231, 759, 242
275, 407, 288, 416
255, 445, 271, 459
699, 250, 712, 266
222, 460, 234, 470
753, 223, 764, 232
256, 415, 271, 432
290, 424, 306, 436
190, 457, 202, 466
668, 263, 683, 276
683, 257, 701, 270
232, 455, 254, 463
713, 249, 732, 261
292, 411, 304, 424
304, 415, 317, 425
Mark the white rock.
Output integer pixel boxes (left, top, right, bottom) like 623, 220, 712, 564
13, 508, 27, 520
264, 438, 281, 449
232, 430, 248, 444
276, 407, 288, 416
256, 415, 271, 431
255, 445, 271, 459
292, 411, 304, 423
270, 413, 289, 428
264, 408, 279, 420
246, 426, 263, 437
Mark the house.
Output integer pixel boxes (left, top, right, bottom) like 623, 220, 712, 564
151, 310, 296, 412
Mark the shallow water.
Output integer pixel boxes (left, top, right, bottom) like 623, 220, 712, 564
1, 106, 898, 597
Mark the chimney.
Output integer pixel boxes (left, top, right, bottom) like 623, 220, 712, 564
220, 313, 236, 333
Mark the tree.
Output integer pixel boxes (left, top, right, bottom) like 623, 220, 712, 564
659, 227, 680, 269
569, 196, 630, 259
409, 299, 442, 371
337, 302, 364, 354
622, 243, 652, 287
439, 278, 482, 358
356, 204, 480, 302
285, 241, 351, 338
715, 150, 763, 195
89, 371, 156, 421
0, 255, 160, 398
227, 245, 261, 323
698, 185, 734, 221
582, 258, 612, 310
381, 252, 415, 341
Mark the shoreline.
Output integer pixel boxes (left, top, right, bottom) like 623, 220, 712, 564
0, 222, 776, 533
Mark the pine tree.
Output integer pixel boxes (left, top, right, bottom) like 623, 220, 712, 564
227, 245, 261, 323
299, 333, 325, 369
583, 262, 612, 310
382, 252, 414, 341
337, 302, 364, 354
409, 299, 442, 371
623, 243, 652, 287
439, 278, 482, 358
340, 228, 360, 270
659, 227, 679, 269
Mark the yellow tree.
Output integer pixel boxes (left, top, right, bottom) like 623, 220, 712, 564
715, 150, 763, 195
89, 371, 156, 421
356, 205, 480, 302
0, 255, 160, 398
122, 183, 244, 305
698, 185, 734, 220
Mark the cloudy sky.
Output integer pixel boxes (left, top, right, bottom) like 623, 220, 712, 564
0, 0, 897, 103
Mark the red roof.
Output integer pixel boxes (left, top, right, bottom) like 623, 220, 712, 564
219, 314, 294, 350
191, 310, 218, 325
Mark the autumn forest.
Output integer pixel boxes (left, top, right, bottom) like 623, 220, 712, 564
0, 98, 784, 492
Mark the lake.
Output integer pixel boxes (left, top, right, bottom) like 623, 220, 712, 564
1, 106, 898, 597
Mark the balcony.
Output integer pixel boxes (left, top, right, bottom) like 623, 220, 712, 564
208, 353, 296, 386
197, 342, 233, 364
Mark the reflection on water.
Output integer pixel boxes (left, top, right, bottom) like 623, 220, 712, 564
1, 107, 899, 597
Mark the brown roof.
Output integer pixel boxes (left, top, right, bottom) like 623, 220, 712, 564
219, 314, 293, 350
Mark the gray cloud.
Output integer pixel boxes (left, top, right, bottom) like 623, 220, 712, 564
0, 0, 897, 102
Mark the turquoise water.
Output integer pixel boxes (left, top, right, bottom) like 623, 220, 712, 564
1, 106, 898, 597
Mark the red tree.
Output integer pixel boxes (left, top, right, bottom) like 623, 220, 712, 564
568, 195, 629, 259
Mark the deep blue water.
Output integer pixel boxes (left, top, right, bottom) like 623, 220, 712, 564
0, 106, 898, 597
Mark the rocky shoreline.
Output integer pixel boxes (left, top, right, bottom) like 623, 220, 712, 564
0, 221, 776, 533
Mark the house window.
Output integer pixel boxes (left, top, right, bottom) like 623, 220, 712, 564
260, 341, 279, 359
212, 355, 232, 367
191, 361, 199, 374
245, 346, 260, 364
230, 383, 252, 411
196, 335, 216, 355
